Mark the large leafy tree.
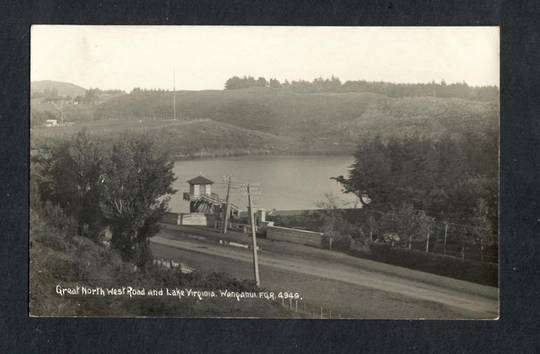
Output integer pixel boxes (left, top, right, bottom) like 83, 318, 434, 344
37, 129, 105, 238
335, 131, 498, 238
378, 203, 435, 249
100, 133, 176, 267
333, 135, 391, 208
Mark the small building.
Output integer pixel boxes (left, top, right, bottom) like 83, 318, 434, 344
187, 175, 214, 197
180, 175, 239, 226
45, 119, 58, 127
183, 175, 218, 215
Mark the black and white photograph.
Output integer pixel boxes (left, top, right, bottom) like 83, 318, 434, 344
29, 26, 499, 319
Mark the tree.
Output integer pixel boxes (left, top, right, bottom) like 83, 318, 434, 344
315, 193, 360, 250
256, 77, 268, 88
315, 193, 345, 236
100, 133, 176, 267
222, 75, 498, 100
378, 203, 434, 249
84, 88, 101, 103
333, 135, 392, 208
37, 129, 105, 239
470, 198, 495, 261
335, 131, 498, 231
225, 76, 242, 90
269, 78, 282, 88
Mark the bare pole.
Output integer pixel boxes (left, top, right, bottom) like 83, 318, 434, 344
222, 176, 231, 233
173, 69, 176, 120
247, 184, 260, 286
443, 223, 448, 255
425, 227, 430, 253
369, 215, 374, 243
480, 232, 485, 262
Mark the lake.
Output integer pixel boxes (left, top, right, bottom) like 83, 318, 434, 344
169, 155, 358, 213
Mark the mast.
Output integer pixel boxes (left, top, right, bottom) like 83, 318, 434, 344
173, 69, 176, 120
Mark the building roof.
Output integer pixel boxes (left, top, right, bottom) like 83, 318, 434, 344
187, 175, 214, 185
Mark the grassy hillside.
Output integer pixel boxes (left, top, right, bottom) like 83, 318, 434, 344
31, 97, 97, 124
94, 88, 388, 135
30, 82, 125, 126
93, 87, 498, 145
31, 118, 304, 158
322, 96, 499, 143
31, 80, 86, 97
31, 85, 499, 157
30, 208, 298, 317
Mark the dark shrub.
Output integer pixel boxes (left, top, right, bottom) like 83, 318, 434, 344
347, 243, 498, 287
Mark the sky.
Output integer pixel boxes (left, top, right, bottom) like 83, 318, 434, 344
31, 26, 499, 91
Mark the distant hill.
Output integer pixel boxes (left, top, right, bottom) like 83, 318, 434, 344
95, 89, 394, 134
30, 82, 127, 126
31, 118, 303, 158
94, 87, 499, 140
31, 84, 499, 157
31, 80, 86, 98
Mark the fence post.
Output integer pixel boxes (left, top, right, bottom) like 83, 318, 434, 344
443, 223, 448, 255
295, 300, 298, 312
320, 307, 323, 319
408, 235, 412, 250
369, 216, 374, 243
425, 229, 430, 253
480, 239, 484, 262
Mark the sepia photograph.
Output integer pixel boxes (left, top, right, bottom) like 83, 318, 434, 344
29, 25, 499, 319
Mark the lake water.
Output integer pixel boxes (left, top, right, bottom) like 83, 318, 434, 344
169, 155, 358, 213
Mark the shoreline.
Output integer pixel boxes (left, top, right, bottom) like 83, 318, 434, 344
173, 149, 355, 162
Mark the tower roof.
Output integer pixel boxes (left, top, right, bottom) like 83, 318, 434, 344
187, 175, 214, 185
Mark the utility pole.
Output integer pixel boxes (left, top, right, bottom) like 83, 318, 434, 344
222, 176, 231, 233
173, 69, 176, 120
247, 184, 260, 286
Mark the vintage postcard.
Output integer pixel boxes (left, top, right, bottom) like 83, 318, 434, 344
30, 26, 499, 318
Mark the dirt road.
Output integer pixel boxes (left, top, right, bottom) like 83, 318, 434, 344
150, 228, 498, 319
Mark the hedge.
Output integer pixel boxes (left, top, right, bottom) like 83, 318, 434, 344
347, 243, 498, 287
